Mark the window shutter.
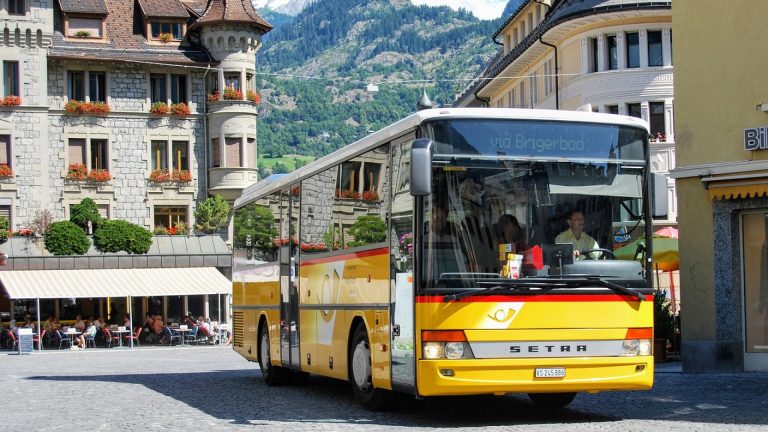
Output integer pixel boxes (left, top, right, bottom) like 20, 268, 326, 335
68, 139, 86, 165
0, 135, 9, 165
226, 137, 241, 167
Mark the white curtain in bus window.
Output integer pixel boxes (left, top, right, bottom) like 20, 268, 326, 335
743, 212, 768, 353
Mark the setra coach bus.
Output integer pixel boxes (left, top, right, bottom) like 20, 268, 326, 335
232, 108, 663, 410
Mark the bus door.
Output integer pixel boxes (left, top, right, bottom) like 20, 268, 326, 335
280, 185, 301, 369
390, 136, 416, 392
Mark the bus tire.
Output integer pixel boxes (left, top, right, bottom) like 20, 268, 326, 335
527, 392, 577, 409
259, 323, 288, 386
349, 324, 393, 411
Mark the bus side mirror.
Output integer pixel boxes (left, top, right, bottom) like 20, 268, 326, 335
410, 139, 434, 196
652, 173, 668, 219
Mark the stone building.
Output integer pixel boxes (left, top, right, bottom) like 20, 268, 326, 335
2, 0, 271, 230
0, 0, 272, 330
455, 0, 676, 227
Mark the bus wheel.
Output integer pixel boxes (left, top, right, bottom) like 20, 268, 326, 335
527, 392, 577, 409
259, 324, 288, 385
349, 324, 393, 410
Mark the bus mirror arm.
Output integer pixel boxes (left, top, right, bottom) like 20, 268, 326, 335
410, 138, 434, 196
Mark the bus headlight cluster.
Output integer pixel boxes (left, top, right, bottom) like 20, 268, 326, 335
621, 339, 652, 356
423, 341, 473, 359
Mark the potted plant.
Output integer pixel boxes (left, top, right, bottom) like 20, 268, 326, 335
75, 30, 91, 38
207, 92, 220, 103
150, 102, 170, 115
170, 102, 191, 117
223, 87, 243, 100
87, 169, 112, 182
149, 168, 171, 183
0, 163, 14, 178
66, 163, 88, 180
172, 169, 192, 183
246, 90, 261, 104
1, 96, 21, 107
654, 289, 675, 362
158, 33, 174, 43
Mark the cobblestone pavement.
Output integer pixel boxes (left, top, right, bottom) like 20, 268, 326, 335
2, 347, 767, 431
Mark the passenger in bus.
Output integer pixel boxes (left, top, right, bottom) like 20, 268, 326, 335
493, 214, 526, 254
555, 210, 599, 259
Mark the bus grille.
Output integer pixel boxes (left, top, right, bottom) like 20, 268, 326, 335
233, 312, 244, 348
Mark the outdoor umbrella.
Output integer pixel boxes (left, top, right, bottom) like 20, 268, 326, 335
614, 235, 679, 271
655, 226, 679, 239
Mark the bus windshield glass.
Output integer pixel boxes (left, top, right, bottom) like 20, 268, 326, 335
421, 119, 649, 290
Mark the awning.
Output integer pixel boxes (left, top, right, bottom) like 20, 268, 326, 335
0, 267, 230, 299
707, 182, 768, 201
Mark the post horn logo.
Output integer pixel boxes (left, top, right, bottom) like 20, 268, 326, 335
487, 303, 523, 324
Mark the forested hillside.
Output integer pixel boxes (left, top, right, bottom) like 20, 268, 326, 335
255, 0, 521, 172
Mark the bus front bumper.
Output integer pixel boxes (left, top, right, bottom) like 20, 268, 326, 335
416, 356, 654, 397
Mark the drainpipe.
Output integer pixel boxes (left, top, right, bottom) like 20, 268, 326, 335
534, 1, 559, 110
202, 65, 211, 199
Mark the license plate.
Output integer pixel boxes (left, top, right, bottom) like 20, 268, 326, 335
535, 367, 566, 378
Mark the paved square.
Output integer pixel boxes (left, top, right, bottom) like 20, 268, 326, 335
2, 347, 766, 431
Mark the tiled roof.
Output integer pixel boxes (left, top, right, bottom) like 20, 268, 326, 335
193, 0, 272, 31
137, 0, 189, 18
52, 0, 214, 66
181, 0, 208, 16
58, 0, 109, 15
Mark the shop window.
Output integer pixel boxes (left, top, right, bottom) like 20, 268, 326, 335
154, 206, 187, 229
648, 31, 663, 67
742, 212, 768, 354
89, 72, 106, 102
606, 35, 618, 70
150, 74, 166, 104
69, 71, 85, 101
626, 32, 640, 68
0, 135, 10, 166
170, 74, 187, 104
3, 61, 18, 97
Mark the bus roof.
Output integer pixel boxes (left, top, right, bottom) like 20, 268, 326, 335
235, 108, 649, 208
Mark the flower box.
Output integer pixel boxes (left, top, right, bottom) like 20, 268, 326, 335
1, 96, 21, 107
362, 191, 379, 202
207, 92, 220, 103
149, 168, 192, 184
149, 169, 172, 183
223, 88, 243, 101
170, 102, 191, 117
87, 169, 112, 182
0, 163, 14, 178
246, 90, 261, 104
335, 190, 361, 200
172, 169, 192, 183
66, 163, 88, 180
150, 102, 170, 115
64, 100, 111, 115
158, 33, 173, 43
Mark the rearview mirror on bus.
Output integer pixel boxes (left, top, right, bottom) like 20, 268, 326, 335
652, 173, 668, 219
410, 138, 434, 196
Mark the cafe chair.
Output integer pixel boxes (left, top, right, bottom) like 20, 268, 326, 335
84, 331, 96, 348
163, 326, 181, 345
6, 330, 18, 350
32, 329, 45, 349
125, 327, 141, 347
101, 328, 114, 348
56, 330, 72, 349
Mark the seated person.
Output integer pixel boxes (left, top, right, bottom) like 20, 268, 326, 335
73, 314, 86, 332
555, 210, 599, 259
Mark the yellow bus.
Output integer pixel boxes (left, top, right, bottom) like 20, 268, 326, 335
232, 108, 660, 410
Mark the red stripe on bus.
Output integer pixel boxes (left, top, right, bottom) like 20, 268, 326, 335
416, 294, 653, 303
300, 247, 389, 267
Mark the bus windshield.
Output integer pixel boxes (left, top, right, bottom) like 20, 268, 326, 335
421, 119, 649, 290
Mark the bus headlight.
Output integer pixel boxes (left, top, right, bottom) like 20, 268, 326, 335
444, 342, 465, 359
424, 342, 444, 359
620, 328, 653, 356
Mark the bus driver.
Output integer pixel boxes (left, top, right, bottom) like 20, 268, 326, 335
555, 210, 599, 259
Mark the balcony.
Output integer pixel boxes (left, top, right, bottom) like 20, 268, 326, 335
208, 167, 258, 200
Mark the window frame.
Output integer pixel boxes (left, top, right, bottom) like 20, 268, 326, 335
647, 30, 664, 67
606, 35, 618, 70
66, 136, 110, 172
626, 32, 640, 69
170, 74, 187, 104
3, 61, 18, 98
68, 71, 86, 101
149, 21, 184, 41
89, 72, 106, 103
8, 0, 24, 16
154, 205, 188, 229
0, 134, 11, 167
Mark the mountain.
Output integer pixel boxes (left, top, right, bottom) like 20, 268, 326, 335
255, 0, 509, 168
255, 8, 293, 33
502, 0, 526, 17
253, 0, 316, 16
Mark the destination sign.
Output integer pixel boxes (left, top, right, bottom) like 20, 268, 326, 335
429, 119, 647, 161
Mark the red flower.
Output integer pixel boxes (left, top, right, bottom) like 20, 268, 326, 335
170, 102, 191, 117
150, 102, 170, 115
223, 88, 243, 100
172, 169, 192, 183
0, 163, 13, 178
207, 92, 220, 103
1, 96, 21, 107
64, 100, 111, 115
362, 191, 379, 202
246, 90, 261, 104
66, 163, 87, 180
149, 169, 171, 182
167, 227, 177, 235
87, 169, 111, 182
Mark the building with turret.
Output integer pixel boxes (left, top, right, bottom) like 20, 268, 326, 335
0, 0, 272, 331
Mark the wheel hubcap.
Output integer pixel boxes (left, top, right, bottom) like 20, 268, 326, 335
352, 340, 371, 390
260, 332, 270, 371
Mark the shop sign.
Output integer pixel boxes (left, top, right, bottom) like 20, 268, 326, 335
744, 125, 768, 151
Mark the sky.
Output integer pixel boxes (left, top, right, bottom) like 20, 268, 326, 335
410, 0, 508, 20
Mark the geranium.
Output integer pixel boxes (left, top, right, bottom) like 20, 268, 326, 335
87, 169, 111, 182
150, 102, 170, 115
1, 96, 21, 107
207, 92, 220, 103
170, 102, 191, 117
362, 191, 379, 202
301, 242, 328, 253
335, 190, 361, 200
158, 33, 173, 43
66, 163, 87, 180
246, 90, 261, 104
14, 228, 32, 237
398, 232, 414, 256
166, 226, 177, 235
64, 100, 111, 115
172, 169, 192, 183
0, 163, 13, 178
223, 87, 243, 100
291, 186, 301, 196
149, 168, 171, 182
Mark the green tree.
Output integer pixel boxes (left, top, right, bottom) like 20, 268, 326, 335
195, 195, 231, 233
93, 220, 153, 254
347, 214, 386, 247
70, 197, 102, 231
234, 203, 278, 251
45, 221, 91, 255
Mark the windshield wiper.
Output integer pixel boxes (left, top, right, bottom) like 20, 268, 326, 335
533, 275, 645, 301
443, 279, 553, 302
